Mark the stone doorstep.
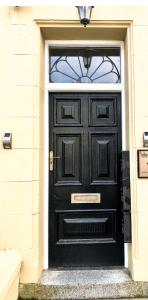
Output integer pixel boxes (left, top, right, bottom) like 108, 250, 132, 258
18, 268, 148, 300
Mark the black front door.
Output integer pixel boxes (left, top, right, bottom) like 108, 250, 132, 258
49, 93, 124, 267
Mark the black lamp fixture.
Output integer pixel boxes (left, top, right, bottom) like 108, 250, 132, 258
76, 6, 94, 27
83, 56, 92, 69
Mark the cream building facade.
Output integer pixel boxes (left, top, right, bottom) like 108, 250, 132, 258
0, 6, 148, 297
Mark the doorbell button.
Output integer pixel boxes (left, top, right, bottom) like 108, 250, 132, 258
3, 133, 12, 149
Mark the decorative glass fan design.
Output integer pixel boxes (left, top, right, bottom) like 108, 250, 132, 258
49, 48, 121, 84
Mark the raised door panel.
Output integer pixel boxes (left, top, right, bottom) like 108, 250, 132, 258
90, 133, 117, 184
56, 210, 117, 243
54, 97, 82, 126
89, 97, 116, 126
54, 134, 82, 185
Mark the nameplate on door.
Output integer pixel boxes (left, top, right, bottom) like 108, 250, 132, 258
71, 193, 101, 204
138, 149, 148, 178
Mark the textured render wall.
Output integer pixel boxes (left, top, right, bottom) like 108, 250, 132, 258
130, 15, 148, 281
0, 5, 148, 283
0, 7, 44, 283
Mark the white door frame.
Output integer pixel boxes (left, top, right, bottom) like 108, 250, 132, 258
44, 40, 126, 269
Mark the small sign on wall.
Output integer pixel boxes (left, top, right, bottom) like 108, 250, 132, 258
137, 150, 148, 178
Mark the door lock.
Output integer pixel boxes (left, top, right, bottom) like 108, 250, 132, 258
49, 151, 60, 171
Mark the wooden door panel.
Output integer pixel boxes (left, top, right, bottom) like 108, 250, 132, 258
51, 185, 119, 211
56, 210, 117, 243
90, 133, 117, 184
54, 134, 82, 185
54, 95, 82, 126
89, 96, 117, 126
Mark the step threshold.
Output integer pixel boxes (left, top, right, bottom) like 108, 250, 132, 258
19, 268, 148, 299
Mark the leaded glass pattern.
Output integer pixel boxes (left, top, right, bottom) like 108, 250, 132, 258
49, 48, 121, 84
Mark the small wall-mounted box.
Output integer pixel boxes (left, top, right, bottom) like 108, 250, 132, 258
3, 133, 12, 149
143, 132, 148, 147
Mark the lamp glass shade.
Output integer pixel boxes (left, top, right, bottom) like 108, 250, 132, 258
76, 6, 94, 26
